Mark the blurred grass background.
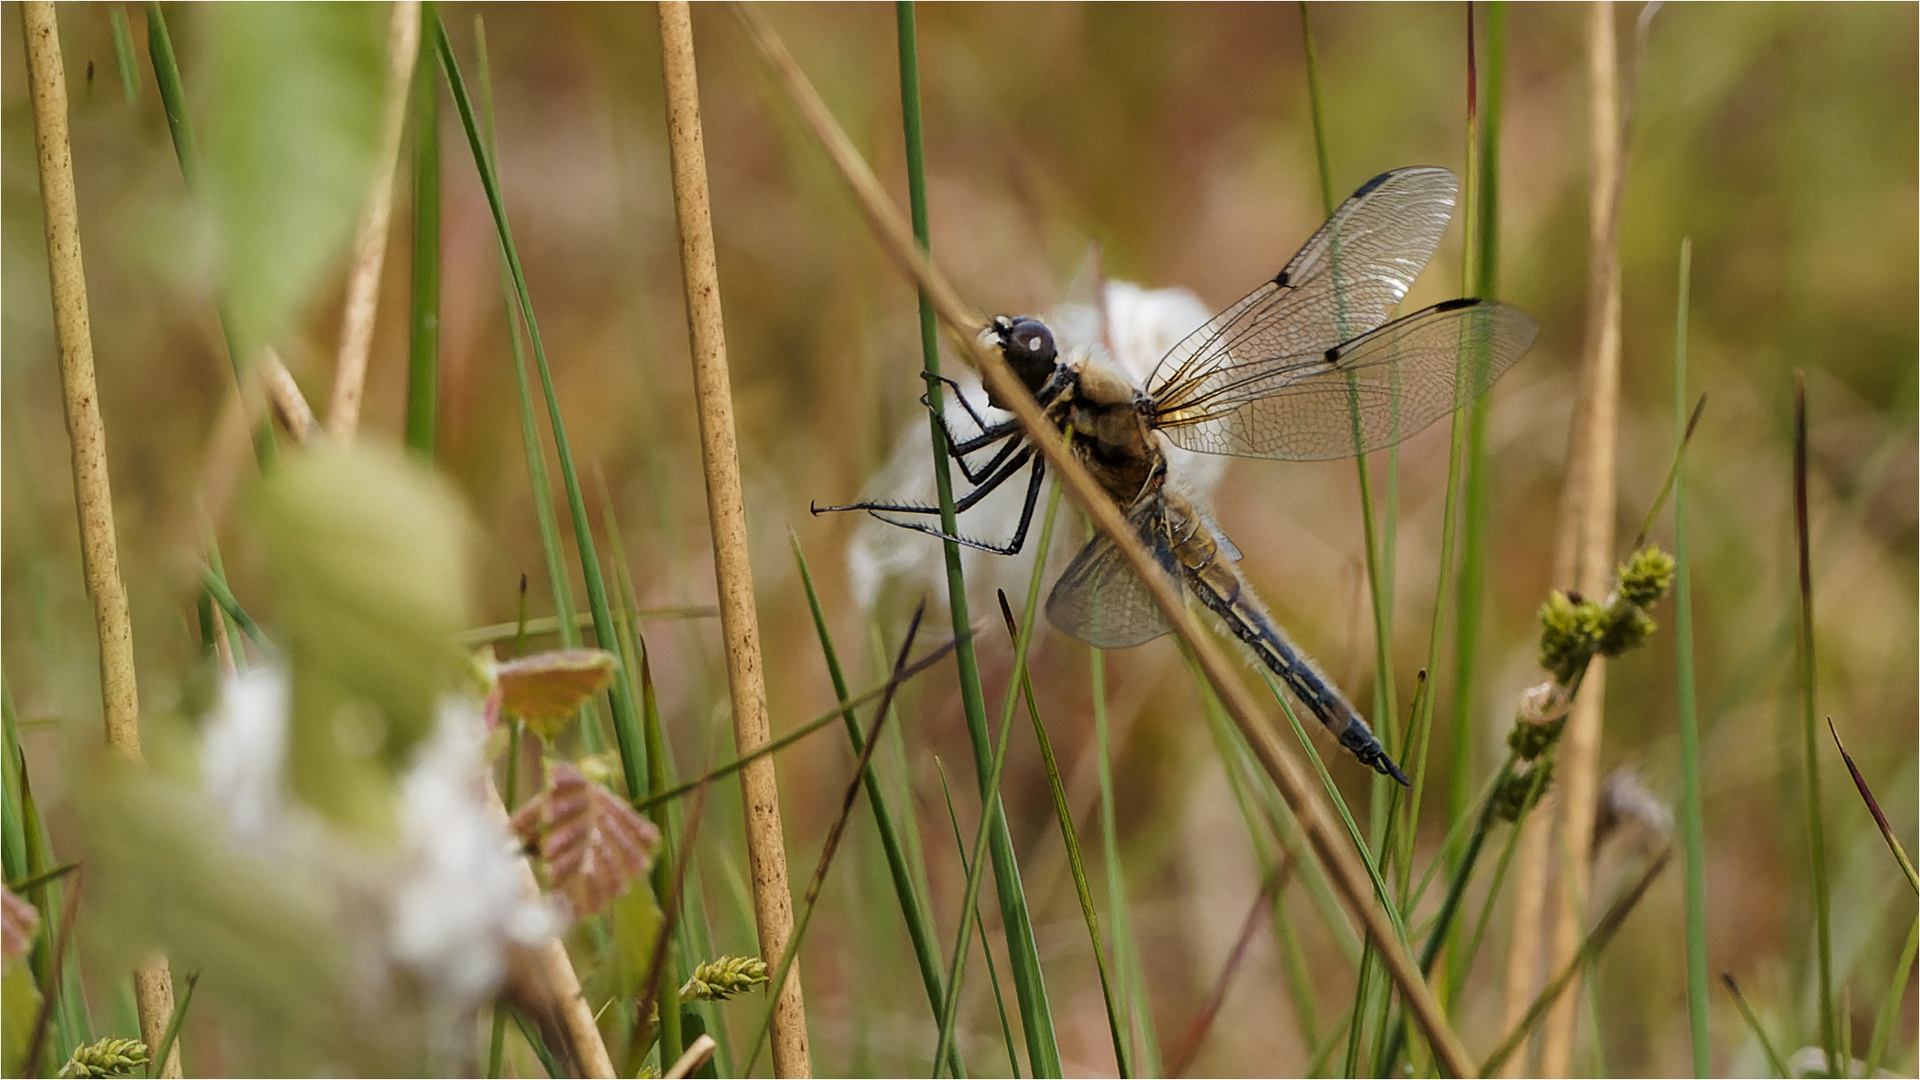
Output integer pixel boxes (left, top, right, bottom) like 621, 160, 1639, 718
2, 3, 1913, 1075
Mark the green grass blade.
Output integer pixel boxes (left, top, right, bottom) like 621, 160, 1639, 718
932, 476, 1065, 1076
458, 12, 606, 756
143, 2, 275, 468
1828, 719, 1919, 893
792, 535, 965, 1077
1864, 914, 1917, 1077
109, 7, 139, 102
895, 5, 1060, 1069
996, 596, 1130, 1078
198, 565, 276, 661
1671, 238, 1711, 1076
1091, 649, 1164, 1073
935, 759, 1022, 1078
1793, 371, 1838, 1066
1722, 974, 1791, 1078
405, 5, 440, 460
4, 682, 91, 1059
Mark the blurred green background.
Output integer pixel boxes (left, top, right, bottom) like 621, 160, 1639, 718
3, 3, 1913, 1076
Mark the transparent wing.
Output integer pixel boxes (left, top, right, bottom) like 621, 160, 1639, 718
1150, 298, 1539, 461
1145, 167, 1458, 400
1046, 499, 1178, 649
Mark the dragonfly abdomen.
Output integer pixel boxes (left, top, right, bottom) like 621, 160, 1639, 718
1167, 508, 1409, 785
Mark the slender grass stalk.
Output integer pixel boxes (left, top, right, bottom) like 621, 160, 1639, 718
142, 2, 275, 468
894, 5, 1062, 1070
23, 860, 84, 1079
467, 9, 641, 767
21, 7, 178, 1070
735, 10, 1472, 1069
996, 595, 1131, 1077
1864, 915, 1917, 1077
459, 608, 716, 647
654, 10, 809, 1071
933, 477, 1065, 1076
1828, 720, 1919, 894
1166, 865, 1288, 1077
405, 2, 440, 459
793, 536, 964, 1076
934, 759, 1022, 1077
1481, 848, 1673, 1076
1722, 974, 1791, 1078
1092, 650, 1164, 1073
1671, 238, 1711, 1076
1793, 370, 1839, 1068
631, 636, 966, 816
197, 565, 275, 659
325, 0, 420, 440
108, 7, 139, 102
744, 608, 927, 1076
1449, 0, 1506, 893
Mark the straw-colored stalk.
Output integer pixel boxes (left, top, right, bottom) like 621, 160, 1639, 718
658, 5, 811, 1076
1502, 4, 1625, 1075
325, 0, 422, 440
20, 3, 180, 1074
732, 6, 1474, 1075
263, 348, 319, 444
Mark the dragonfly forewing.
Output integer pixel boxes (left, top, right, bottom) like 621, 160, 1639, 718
1045, 494, 1177, 649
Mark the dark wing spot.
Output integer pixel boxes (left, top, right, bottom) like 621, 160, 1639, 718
1433, 296, 1481, 313
1353, 170, 1394, 197
1273, 269, 1291, 288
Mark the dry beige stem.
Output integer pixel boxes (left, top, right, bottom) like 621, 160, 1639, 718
20, 3, 180, 1072
664, 1034, 719, 1080
326, 0, 423, 440
1504, 4, 1626, 1075
732, 5, 1473, 1074
262, 348, 319, 444
658, 5, 810, 1076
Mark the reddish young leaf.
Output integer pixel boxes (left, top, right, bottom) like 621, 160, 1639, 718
495, 650, 618, 742
511, 761, 660, 919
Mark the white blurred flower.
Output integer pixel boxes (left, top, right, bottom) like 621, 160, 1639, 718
848, 280, 1227, 615
196, 670, 554, 1017
390, 695, 557, 1008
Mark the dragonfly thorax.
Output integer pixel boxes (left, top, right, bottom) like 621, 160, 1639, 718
1063, 361, 1162, 506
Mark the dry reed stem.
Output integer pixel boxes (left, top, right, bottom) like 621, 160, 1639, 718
1502, 5, 1626, 1075
20, 3, 180, 1072
665, 1034, 719, 1079
1540, 4, 1627, 1072
325, 0, 422, 440
658, 5, 810, 1076
262, 348, 319, 444
732, 6, 1474, 1074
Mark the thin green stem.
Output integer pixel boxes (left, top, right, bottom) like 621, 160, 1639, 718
1793, 370, 1838, 1067
935, 759, 1022, 1078
405, 5, 440, 459
1864, 914, 1917, 1077
897, 4, 1058, 1071
1671, 238, 1710, 1077
1722, 974, 1791, 1078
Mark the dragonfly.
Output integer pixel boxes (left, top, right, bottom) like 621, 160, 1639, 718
815, 167, 1538, 784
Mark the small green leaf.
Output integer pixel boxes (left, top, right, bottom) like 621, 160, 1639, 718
1, 962, 41, 1076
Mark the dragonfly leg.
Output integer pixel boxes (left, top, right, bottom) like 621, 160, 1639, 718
921, 373, 994, 431
866, 453, 1046, 556
811, 445, 1034, 518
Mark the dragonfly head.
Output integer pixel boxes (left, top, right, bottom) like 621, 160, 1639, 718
986, 315, 1061, 399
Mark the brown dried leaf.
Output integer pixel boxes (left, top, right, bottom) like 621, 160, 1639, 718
1, 888, 39, 967
510, 762, 659, 920
496, 650, 619, 742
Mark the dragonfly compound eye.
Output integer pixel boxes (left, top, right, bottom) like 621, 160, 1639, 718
994, 316, 1058, 393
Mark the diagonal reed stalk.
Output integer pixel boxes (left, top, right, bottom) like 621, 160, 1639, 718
20, 5, 178, 1073
895, 5, 1062, 1071
1793, 370, 1838, 1069
655, 8, 809, 1071
731, 6, 1475, 1073
324, 0, 420, 440
1722, 973, 1791, 1079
